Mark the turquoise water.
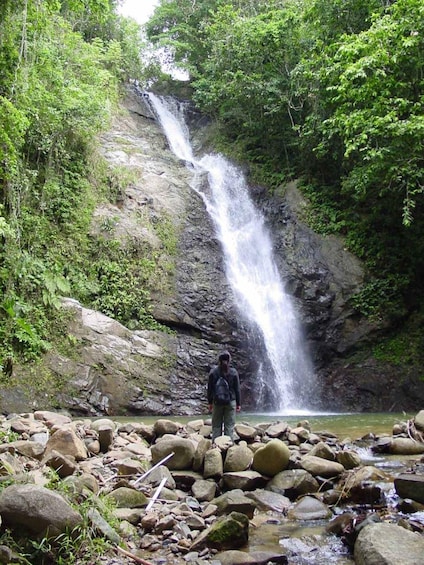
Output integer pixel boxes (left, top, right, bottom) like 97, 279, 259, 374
239, 412, 413, 438
109, 412, 414, 439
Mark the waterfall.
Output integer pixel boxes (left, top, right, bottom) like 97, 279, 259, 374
147, 93, 317, 414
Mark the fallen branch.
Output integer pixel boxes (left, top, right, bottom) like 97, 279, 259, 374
145, 477, 168, 511
115, 545, 154, 565
133, 452, 174, 486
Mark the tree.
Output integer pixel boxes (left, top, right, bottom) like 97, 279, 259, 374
316, 0, 424, 225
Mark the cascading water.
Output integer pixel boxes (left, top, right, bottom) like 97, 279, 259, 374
146, 92, 318, 413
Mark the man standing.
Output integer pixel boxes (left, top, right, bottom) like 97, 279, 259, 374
207, 350, 241, 442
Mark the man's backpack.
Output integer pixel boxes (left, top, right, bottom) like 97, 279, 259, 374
214, 374, 231, 405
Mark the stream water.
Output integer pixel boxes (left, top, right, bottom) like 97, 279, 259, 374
146, 92, 317, 415
108, 411, 417, 564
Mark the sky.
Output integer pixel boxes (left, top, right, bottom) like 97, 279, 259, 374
117, 0, 159, 25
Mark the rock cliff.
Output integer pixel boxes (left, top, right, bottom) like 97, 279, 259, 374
4, 88, 424, 415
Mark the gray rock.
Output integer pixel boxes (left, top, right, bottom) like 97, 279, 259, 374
252, 439, 290, 476
267, 468, 319, 499
145, 464, 176, 489
203, 448, 223, 480
192, 479, 217, 502
389, 438, 424, 455
105, 487, 148, 508
415, 410, 424, 432
212, 489, 256, 519
234, 424, 257, 441
151, 436, 195, 470
336, 450, 361, 469
287, 495, 332, 520
193, 437, 212, 472
42, 449, 77, 478
87, 508, 121, 544
223, 471, 267, 492
354, 522, 424, 565
299, 454, 344, 477
153, 418, 181, 436
0, 484, 82, 537
7, 440, 45, 459
395, 473, 424, 504
44, 427, 88, 461
308, 441, 336, 461
224, 443, 253, 472
202, 512, 250, 551
245, 489, 291, 513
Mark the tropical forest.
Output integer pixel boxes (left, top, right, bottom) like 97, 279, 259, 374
1, 0, 423, 387
0, 0, 424, 563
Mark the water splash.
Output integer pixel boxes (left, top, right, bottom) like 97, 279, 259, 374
146, 92, 318, 412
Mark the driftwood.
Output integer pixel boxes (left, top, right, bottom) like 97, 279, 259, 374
115, 545, 154, 565
145, 477, 168, 511
133, 452, 174, 486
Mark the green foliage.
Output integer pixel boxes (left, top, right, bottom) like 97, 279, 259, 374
155, 0, 423, 321
351, 277, 408, 320
88, 238, 159, 328
373, 312, 424, 367
316, 0, 424, 225
0, 1, 164, 365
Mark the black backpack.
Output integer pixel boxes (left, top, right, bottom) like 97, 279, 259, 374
214, 374, 231, 405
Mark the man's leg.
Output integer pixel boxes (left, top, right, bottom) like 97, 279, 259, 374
223, 401, 236, 439
212, 404, 224, 441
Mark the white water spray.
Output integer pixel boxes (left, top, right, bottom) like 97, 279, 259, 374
147, 93, 317, 413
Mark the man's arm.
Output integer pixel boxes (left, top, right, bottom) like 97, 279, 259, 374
233, 369, 241, 410
207, 369, 215, 406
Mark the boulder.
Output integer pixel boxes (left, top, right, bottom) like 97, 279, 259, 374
223, 471, 267, 491
354, 522, 424, 565
153, 419, 181, 436
90, 418, 115, 452
234, 424, 257, 441
267, 468, 319, 499
150, 437, 195, 470
0, 484, 82, 537
245, 489, 291, 513
206, 512, 250, 550
287, 495, 332, 520
252, 439, 290, 476
192, 479, 217, 502
308, 441, 336, 461
203, 448, 223, 480
144, 464, 176, 489
299, 454, 344, 477
193, 437, 212, 472
264, 422, 289, 438
336, 450, 361, 469
389, 438, 424, 455
42, 450, 77, 478
44, 427, 88, 461
7, 440, 45, 460
212, 489, 256, 519
224, 443, 254, 472
105, 487, 148, 508
414, 410, 424, 432
394, 473, 424, 504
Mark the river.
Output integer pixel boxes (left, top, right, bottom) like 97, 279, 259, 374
107, 411, 414, 439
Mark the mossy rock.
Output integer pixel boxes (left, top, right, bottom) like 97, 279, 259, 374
105, 487, 148, 508
207, 511, 249, 550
